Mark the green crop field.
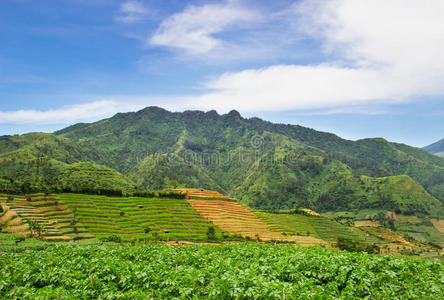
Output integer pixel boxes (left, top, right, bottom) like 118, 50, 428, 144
256, 212, 381, 244
59, 193, 222, 241
0, 243, 442, 299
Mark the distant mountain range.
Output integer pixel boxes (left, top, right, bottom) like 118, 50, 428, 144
1, 106, 444, 217
424, 138, 444, 158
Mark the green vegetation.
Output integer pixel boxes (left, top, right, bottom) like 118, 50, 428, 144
1, 107, 444, 217
256, 212, 381, 244
0, 243, 442, 299
396, 218, 444, 246
60, 162, 135, 195
239, 155, 443, 216
0, 133, 134, 195
55, 107, 444, 215
0, 233, 52, 252
59, 193, 223, 241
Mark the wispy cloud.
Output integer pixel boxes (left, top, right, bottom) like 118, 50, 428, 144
180, 0, 444, 112
150, 0, 259, 54
0, 101, 125, 124
0, 97, 192, 125
115, 1, 148, 24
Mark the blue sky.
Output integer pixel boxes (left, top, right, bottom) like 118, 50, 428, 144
1, 0, 443, 147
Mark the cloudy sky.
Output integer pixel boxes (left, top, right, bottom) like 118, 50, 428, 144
1, 0, 443, 147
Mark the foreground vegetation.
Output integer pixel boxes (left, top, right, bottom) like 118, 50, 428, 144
0, 243, 442, 299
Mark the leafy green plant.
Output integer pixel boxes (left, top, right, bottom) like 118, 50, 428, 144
26, 219, 43, 239
206, 226, 216, 240
0, 244, 442, 299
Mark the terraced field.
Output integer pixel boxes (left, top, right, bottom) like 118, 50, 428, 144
59, 193, 219, 240
174, 189, 324, 245
256, 212, 382, 245
0, 194, 92, 241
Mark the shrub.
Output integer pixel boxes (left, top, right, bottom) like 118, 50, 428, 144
337, 237, 360, 252
206, 226, 216, 240
150, 232, 160, 241
100, 235, 121, 243
120, 211, 125, 216
337, 237, 379, 254
133, 191, 156, 198
158, 191, 186, 199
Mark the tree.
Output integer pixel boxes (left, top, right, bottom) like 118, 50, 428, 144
27, 219, 43, 239
207, 226, 216, 240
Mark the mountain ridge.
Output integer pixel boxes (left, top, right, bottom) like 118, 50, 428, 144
424, 138, 444, 157
1, 106, 444, 217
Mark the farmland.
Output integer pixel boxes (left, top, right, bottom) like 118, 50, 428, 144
0, 243, 442, 299
58, 193, 221, 241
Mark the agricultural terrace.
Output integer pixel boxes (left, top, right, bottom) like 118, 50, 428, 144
176, 189, 312, 242
0, 193, 93, 241
59, 193, 221, 241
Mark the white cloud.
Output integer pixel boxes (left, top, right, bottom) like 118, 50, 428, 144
0, 101, 124, 124
115, 1, 148, 23
182, 0, 444, 112
150, 0, 258, 54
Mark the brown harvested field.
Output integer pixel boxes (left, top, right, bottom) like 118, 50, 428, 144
187, 198, 286, 240
6, 223, 29, 235
395, 215, 419, 222
0, 205, 19, 223
354, 221, 381, 227
431, 219, 444, 234
179, 189, 325, 246
366, 227, 414, 247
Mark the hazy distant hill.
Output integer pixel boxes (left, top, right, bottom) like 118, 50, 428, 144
1, 107, 444, 216
424, 138, 444, 158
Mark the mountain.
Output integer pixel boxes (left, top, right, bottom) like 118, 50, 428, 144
52, 106, 444, 216
1, 106, 444, 216
0, 133, 135, 194
424, 138, 444, 158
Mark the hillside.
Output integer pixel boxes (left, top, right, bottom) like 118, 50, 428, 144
1, 107, 444, 216
53, 107, 444, 216
2, 191, 442, 251
424, 138, 444, 157
0, 133, 135, 194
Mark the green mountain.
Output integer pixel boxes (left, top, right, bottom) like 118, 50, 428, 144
424, 138, 444, 158
1, 107, 444, 216
0, 133, 135, 194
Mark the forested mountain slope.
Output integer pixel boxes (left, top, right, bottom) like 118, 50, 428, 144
1, 106, 443, 215
56, 107, 444, 212
0, 133, 135, 194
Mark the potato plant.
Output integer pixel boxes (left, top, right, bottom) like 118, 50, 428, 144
0, 243, 442, 299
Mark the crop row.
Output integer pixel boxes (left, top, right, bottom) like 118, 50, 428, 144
0, 243, 442, 299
